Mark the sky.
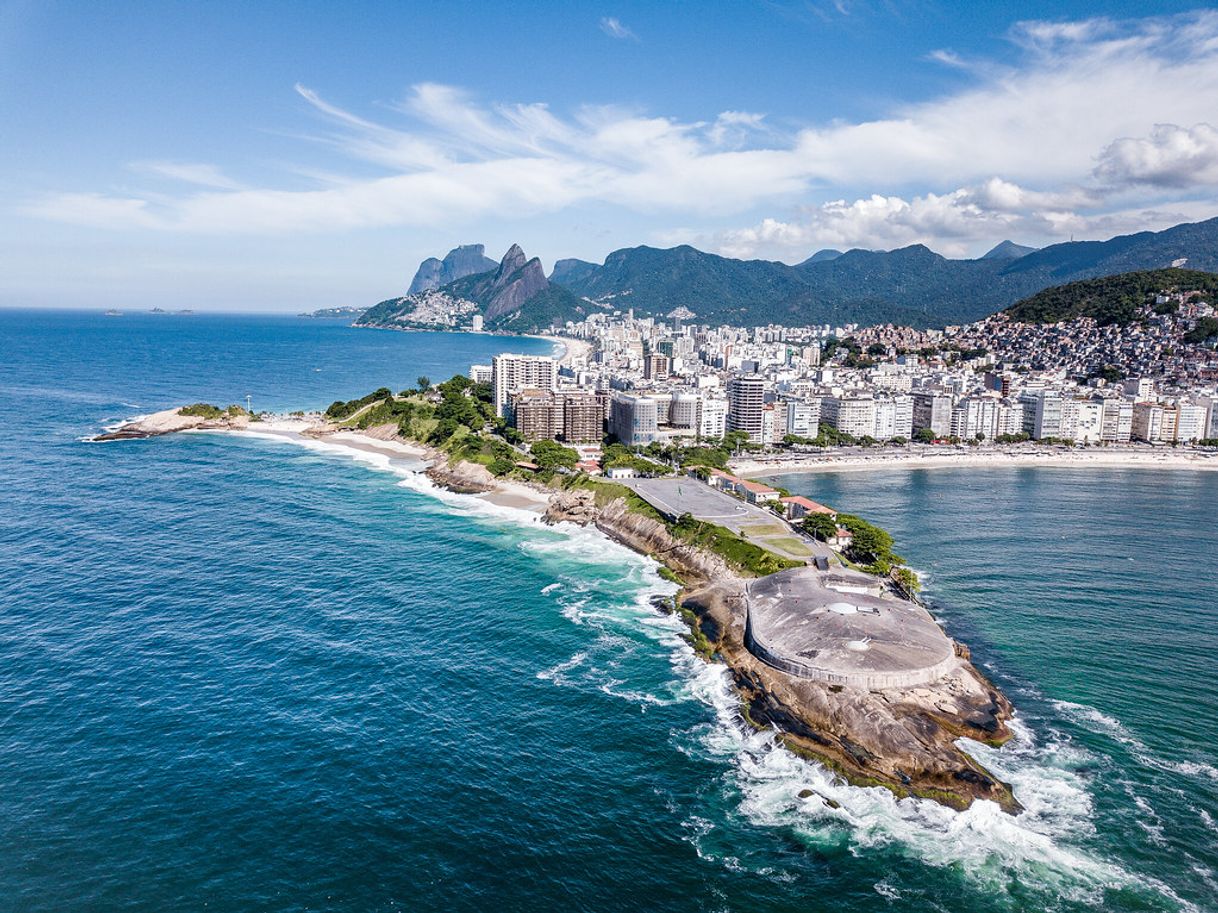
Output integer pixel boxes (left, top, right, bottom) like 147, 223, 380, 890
3, 0, 1218, 311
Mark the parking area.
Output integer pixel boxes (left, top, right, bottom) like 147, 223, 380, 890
620, 477, 827, 563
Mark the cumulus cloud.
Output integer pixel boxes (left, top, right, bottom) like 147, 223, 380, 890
21, 9, 1218, 248
598, 16, 636, 40
1095, 123, 1218, 188
709, 182, 1214, 260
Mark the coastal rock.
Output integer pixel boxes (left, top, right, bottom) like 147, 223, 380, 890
543, 489, 599, 525
483, 246, 549, 321
425, 459, 495, 494
92, 407, 250, 441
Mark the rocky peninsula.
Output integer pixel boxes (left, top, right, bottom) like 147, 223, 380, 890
95, 400, 1019, 813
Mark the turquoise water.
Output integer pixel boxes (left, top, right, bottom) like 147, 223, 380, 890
1, 310, 1215, 912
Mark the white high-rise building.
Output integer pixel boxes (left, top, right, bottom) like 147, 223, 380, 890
1021, 391, 1063, 440
698, 397, 728, 439
1100, 399, 1133, 443
912, 392, 953, 437
492, 354, 557, 417
784, 398, 821, 438
1132, 402, 1164, 442
822, 395, 875, 438
608, 393, 658, 446
726, 375, 766, 442
1175, 401, 1209, 442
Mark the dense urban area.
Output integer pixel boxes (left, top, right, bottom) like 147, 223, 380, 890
471, 282, 1218, 463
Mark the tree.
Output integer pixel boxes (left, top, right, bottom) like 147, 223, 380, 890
416, 375, 431, 391
914, 427, 936, 443
530, 439, 579, 471
892, 567, 922, 596
802, 513, 837, 541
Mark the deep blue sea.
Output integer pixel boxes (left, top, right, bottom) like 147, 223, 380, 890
1, 310, 1216, 913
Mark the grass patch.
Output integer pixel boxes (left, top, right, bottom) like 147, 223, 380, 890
763, 536, 814, 556
671, 515, 801, 577
656, 566, 684, 586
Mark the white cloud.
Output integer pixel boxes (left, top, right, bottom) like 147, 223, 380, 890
598, 16, 636, 40
1095, 123, 1218, 189
21, 10, 1218, 251
709, 183, 1216, 260
131, 161, 246, 190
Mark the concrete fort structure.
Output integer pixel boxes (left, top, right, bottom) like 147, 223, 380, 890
744, 566, 957, 690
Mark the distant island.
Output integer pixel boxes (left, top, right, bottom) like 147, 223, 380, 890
299, 305, 365, 320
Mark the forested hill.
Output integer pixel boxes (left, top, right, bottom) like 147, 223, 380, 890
550, 216, 1218, 328
360, 216, 1218, 332
1003, 269, 1218, 326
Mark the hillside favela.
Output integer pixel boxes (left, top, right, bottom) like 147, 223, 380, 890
3, 5, 1218, 913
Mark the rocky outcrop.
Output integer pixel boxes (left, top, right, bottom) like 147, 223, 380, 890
544, 492, 734, 582
92, 407, 250, 441
483, 245, 550, 321
543, 490, 1018, 812
408, 244, 498, 294
549, 258, 599, 286
425, 459, 496, 494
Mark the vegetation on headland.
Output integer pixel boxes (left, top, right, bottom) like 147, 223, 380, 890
1004, 268, 1218, 326
802, 510, 921, 595
321, 377, 808, 578
178, 403, 255, 420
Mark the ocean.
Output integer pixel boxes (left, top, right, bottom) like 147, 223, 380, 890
0, 309, 1215, 913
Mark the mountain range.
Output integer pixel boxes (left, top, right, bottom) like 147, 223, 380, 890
362, 216, 1218, 333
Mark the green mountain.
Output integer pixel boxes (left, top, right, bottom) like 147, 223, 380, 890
981, 240, 1039, 260
357, 216, 1218, 332
1003, 268, 1218, 326
550, 216, 1218, 328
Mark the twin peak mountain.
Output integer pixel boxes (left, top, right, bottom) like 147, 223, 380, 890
391, 242, 559, 325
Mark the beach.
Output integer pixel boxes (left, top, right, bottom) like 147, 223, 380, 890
731, 445, 1218, 477
537, 334, 592, 367
222, 420, 554, 514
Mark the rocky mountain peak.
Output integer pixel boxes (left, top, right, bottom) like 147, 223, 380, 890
408, 243, 498, 294
495, 244, 529, 282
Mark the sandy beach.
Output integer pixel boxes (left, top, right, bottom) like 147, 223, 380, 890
537, 334, 592, 367
226, 420, 553, 514
731, 446, 1218, 477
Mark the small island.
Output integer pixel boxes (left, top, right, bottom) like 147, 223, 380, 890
95, 376, 1018, 812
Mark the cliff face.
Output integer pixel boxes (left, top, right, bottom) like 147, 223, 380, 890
483, 246, 550, 320
407, 244, 498, 294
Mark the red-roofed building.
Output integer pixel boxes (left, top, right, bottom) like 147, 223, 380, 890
736, 479, 780, 504
778, 495, 837, 521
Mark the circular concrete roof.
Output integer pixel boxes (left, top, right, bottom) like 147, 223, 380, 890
745, 566, 956, 689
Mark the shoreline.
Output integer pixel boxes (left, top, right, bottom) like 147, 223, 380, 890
95, 407, 1020, 812
233, 423, 555, 514
732, 446, 1218, 478
534, 333, 591, 368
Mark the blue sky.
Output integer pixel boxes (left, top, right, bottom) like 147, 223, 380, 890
3, 1, 1218, 310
